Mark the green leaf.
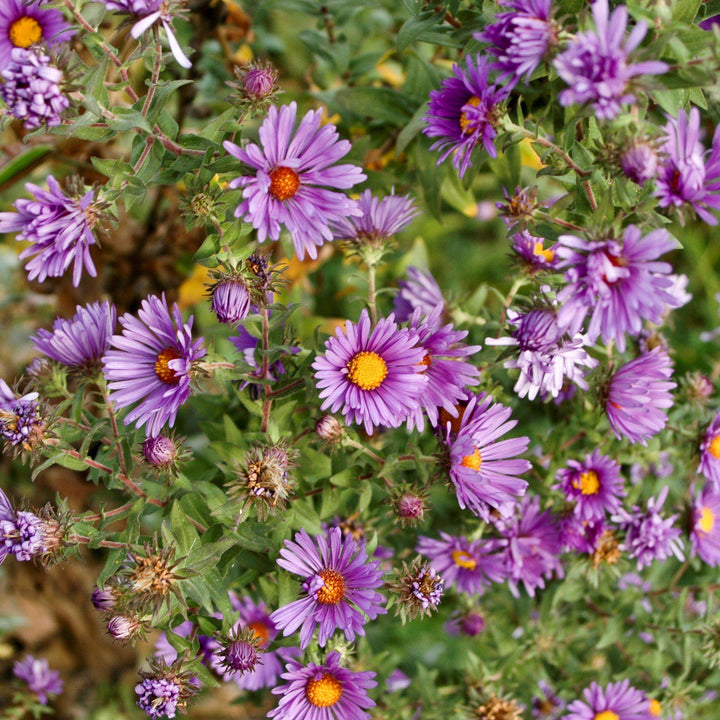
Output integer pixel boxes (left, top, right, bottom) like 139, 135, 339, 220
0, 146, 53, 189
333, 87, 414, 125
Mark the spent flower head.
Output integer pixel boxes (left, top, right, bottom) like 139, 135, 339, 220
388, 557, 445, 623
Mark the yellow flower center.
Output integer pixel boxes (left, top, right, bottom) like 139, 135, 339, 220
155, 347, 182, 385
316, 569, 346, 604
573, 470, 600, 495
346, 351, 388, 390
699, 506, 715, 533
594, 713, 619, 720
248, 621, 270, 645
451, 550, 477, 570
306, 673, 343, 707
9, 16, 42, 49
461, 449, 482, 471
459, 96, 481, 134
709, 434, 720, 458
649, 699, 662, 717
533, 241, 555, 262
269, 166, 300, 201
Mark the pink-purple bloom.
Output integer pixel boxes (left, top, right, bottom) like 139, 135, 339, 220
557, 513, 606, 555
102, 294, 207, 437
555, 226, 678, 352
13, 655, 63, 705
223, 102, 366, 260
0, 0, 74, 69
270, 527, 386, 649
699, 412, 720, 488
423, 53, 511, 178
32, 301, 116, 369
655, 107, 720, 225
564, 679, 652, 720
312, 310, 427, 435
0, 175, 99, 287
605, 348, 675, 446
331, 189, 419, 243
447, 392, 531, 521
493, 495, 563, 597
393, 266, 445, 322
553, 0, 668, 119
269, 651, 376, 720
416, 532, 505, 596
691, 484, 720, 566
555, 449, 625, 521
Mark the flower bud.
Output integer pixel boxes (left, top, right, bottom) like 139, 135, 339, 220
143, 435, 178, 468
107, 615, 143, 642
210, 278, 251, 324
91, 587, 117, 611
620, 140, 658, 186
243, 65, 278, 99
315, 415, 343, 444
395, 492, 427, 526
457, 610, 486, 636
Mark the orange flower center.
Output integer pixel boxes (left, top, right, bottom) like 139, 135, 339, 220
573, 470, 600, 495
420, 353, 432, 369
316, 569, 346, 604
346, 351, 387, 390
699, 506, 715, 533
9, 16, 42, 48
306, 673, 343, 707
269, 166, 300, 200
533, 241, 555, 262
461, 449, 482, 471
451, 550, 477, 570
648, 699, 662, 717
709, 434, 720, 458
594, 712, 619, 720
459, 96, 481, 134
155, 347, 182, 385
248, 621, 270, 645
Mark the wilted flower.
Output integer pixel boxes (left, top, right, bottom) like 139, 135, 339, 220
477, 694, 524, 720
13, 655, 63, 705
135, 661, 198, 719
0, 379, 45, 451
590, 528, 622, 568
532, 679, 566, 719
0, 488, 44, 563
122, 545, 183, 611
389, 558, 445, 622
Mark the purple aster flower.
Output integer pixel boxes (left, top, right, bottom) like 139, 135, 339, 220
690, 484, 720, 566
13, 655, 63, 705
331, 189, 419, 243
32, 301, 116, 369
493, 495, 563, 597
554, 449, 625, 521
0, 379, 43, 448
0, 175, 99, 287
393, 266, 446, 322
102, 294, 207, 437
564, 679, 652, 720
553, 0, 667, 120
404, 307, 481, 431
557, 513, 606, 554
415, 533, 505, 596
487, 307, 598, 401
223, 102, 366, 261
511, 230, 559, 272
312, 309, 427, 435
0, 47, 70, 128
621, 139, 658, 186
423, 53, 510, 178
269, 651, 376, 720
446, 392, 531, 521
699, 412, 720, 488
605, 347, 675, 446
613, 486, 684, 570
532, 680, 566, 719
477, 0, 557, 85
655, 107, 720, 225
101, 0, 191, 68
135, 676, 182, 719
270, 527, 386, 649
555, 225, 678, 352
0, 0, 74, 69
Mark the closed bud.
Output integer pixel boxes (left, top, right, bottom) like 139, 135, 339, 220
210, 277, 252, 325
315, 415, 343, 444
143, 435, 178, 468
107, 614, 143, 642
390, 487, 429, 528
91, 587, 117, 611
620, 139, 658, 186
243, 64, 278, 99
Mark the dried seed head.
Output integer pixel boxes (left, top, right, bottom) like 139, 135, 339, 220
389, 558, 444, 623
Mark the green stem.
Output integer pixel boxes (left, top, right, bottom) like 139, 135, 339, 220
507, 122, 591, 178
368, 262, 378, 326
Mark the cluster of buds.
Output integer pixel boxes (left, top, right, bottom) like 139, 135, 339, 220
388, 558, 445, 623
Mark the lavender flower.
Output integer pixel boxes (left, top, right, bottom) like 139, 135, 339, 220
621, 139, 658, 185
102, 0, 192, 68
135, 676, 182, 719
32, 301, 116, 369
555, 450, 625, 521
0, 379, 44, 449
404, 307, 481, 431
0, 0, 74, 68
447, 393, 531, 521
555, 226, 678, 352
312, 310, 427, 435
557, 513, 606, 555
511, 230, 559, 272
270, 527, 386, 649
416, 533, 505, 596
423, 54, 510, 178
223, 102, 366, 260
699, 411, 720, 488
691, 485, 720, 566
613, 486, 684, 570
553, 0, 667, 119
605, 348, 676, 446
331, 189, 419, 244
0, 47, 70, 128
13, 655, 63, 705
564, 679, 652, 720
102, 294, 206, 437
385, 669, 412, 692
393, 266, 446, 322
477, 0, 557, 85
655, 107, 720, 225
0, 175, 99, 287
493, 495, 563, 597
268, 651, 376, 720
